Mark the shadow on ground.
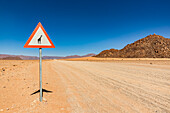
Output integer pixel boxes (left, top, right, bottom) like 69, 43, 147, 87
31, 88, 53, 97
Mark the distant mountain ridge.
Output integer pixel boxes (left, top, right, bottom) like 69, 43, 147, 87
95, 34, 170, 58
42, 53, 96, 59
0, 54, 39, 60
0, 53, 96, 60
0, 56, 22, 60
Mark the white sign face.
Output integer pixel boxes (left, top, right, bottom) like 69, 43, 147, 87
28, 27, 51, 46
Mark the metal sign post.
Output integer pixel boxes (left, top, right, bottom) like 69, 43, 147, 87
24, 22, 55, 102
39, 48, 42, 102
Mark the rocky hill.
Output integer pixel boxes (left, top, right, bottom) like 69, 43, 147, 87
95, 34, 170, 58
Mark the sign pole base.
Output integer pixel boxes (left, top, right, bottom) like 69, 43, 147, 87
39, 48, 42, 102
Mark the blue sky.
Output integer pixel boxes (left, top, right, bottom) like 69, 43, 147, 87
0, 0, 170, 56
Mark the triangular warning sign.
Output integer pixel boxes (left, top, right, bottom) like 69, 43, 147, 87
24, 22, 55, 48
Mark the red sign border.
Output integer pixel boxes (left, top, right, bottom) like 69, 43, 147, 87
24, 22, 55, 48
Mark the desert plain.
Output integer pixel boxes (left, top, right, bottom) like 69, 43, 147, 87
0, 57, 170, 113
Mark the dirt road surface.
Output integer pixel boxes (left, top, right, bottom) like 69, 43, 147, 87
0, 60, 170, 113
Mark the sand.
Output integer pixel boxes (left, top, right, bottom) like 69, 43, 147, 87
0, 58, 170, 113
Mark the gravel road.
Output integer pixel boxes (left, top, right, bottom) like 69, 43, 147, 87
0, 60, 170, 113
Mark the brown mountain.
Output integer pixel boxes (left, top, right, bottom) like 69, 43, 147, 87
95, 34, 170, 58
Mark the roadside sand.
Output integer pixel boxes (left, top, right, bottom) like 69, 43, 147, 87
62, 57, 170, 65
0, 59, 170, 113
